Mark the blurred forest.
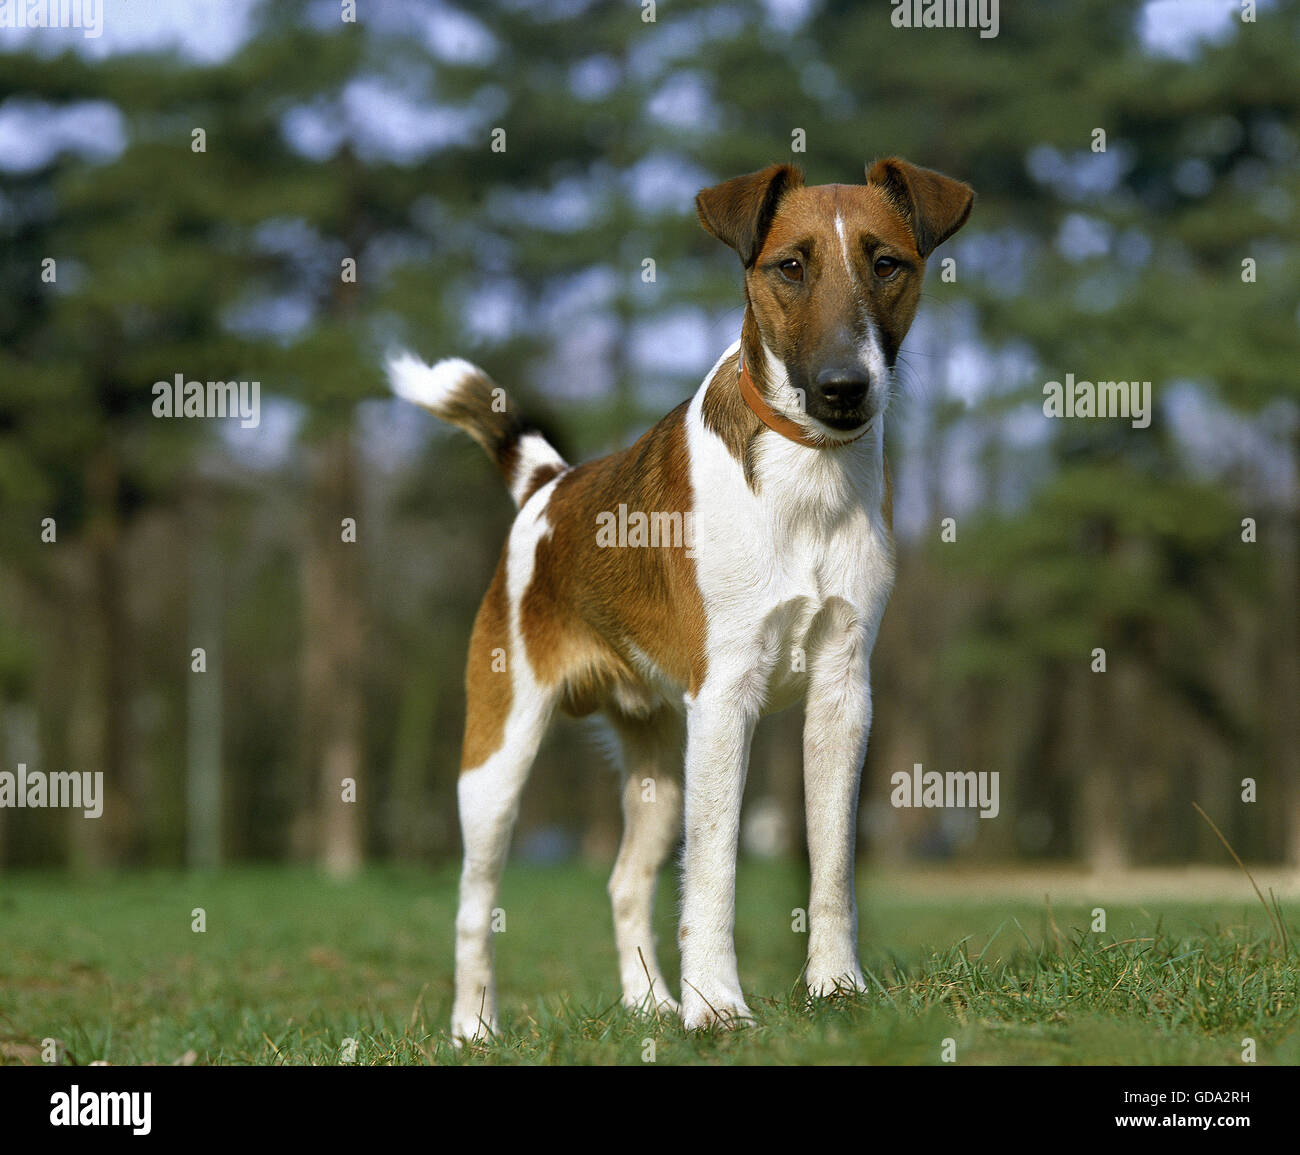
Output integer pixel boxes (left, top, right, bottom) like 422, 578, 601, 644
0, 0, 1296, 875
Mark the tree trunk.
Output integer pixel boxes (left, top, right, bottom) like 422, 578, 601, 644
301, 423, 365, 877
1079, 663, 1129, 874
186, 490, 223, 869
72, 445, 130, 870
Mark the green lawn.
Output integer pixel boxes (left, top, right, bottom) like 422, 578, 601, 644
1, 862, 1296, 1065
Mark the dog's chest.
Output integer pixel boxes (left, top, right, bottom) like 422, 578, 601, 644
685, 396, 895, 708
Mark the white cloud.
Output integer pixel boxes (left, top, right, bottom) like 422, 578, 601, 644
1138, 0, 1242, 60
0, 98, 125, 172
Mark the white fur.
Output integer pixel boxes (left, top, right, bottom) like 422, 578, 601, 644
385, 352, 478, 412
860, 316, 891, 418
834, 210, 853, 279
508, 432, 567, 506
829, 213, 894, 426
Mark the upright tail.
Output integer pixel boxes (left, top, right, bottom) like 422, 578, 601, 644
385, 351, 567, 509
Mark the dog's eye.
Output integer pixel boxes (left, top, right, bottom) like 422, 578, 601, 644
778, 259, 804, 283
873, 256, 900, 279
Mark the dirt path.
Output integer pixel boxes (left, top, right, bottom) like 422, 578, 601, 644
861, 865, 1300, 902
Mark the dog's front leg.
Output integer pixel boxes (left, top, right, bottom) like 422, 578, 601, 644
802, 599, 873, 997
679, 687, 759, 1030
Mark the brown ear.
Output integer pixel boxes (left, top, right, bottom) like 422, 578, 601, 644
865, 157, 974, 258
695, 163, 804, 267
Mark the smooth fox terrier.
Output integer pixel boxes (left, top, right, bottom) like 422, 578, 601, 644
387, 157, 974, 1041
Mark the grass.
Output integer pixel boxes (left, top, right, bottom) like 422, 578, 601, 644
1, 861, 1296, 1065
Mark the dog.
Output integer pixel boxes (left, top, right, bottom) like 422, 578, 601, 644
386, 157, 973, 1041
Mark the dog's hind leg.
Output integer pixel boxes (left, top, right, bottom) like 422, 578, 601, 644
452, 695, 554, 1044
450, 554, 556, 1045
607, 708, 684, 1017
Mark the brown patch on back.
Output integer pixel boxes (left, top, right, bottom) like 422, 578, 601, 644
460, 543, 512, 771
520, 401, 708, 708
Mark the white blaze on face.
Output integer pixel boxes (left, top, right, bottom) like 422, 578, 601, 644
833, 211, 854, 280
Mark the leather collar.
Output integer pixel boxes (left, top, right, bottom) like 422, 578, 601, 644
736, 346, 872, 449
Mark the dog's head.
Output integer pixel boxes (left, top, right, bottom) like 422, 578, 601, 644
696, 159, 973, 434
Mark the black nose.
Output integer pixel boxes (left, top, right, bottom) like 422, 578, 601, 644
815, 368, 868, 408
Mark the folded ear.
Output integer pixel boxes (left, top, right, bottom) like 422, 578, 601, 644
865, 157, 974, 258
695, 163, 804, 267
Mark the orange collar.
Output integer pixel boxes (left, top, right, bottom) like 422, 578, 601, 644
737, 348, 872, 450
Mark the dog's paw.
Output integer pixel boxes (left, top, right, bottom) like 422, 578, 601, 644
450, 1009, 497, 1048
804, 965, 869, 1000
680, 985, 754, 1031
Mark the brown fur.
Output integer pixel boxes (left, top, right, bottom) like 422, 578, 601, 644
700, 348, 763, 487
694, 162, 804, 268
460, 543, 512, 770
435, 365, 528, 481
519, 400, 708, 714
865, 156, 975, 258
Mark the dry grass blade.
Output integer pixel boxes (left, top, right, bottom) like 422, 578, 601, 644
408, 981, 429, 1032
636, 946, 664, 1021
1192, 801, 1287, 952
1269, 887, 1290, 956
1099, 937, 1155, 952
679, 977, 724, 1026
1044, 893, 1064, 953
